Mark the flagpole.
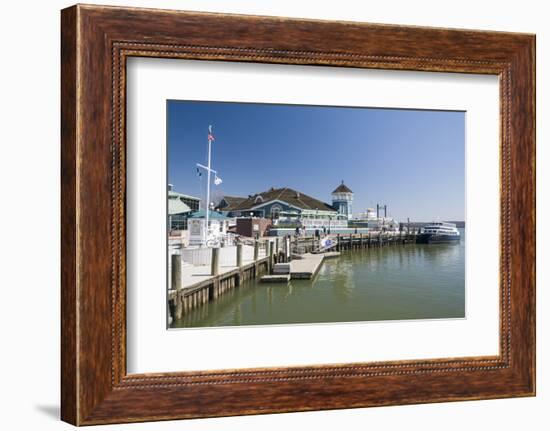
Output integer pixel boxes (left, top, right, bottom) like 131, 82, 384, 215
205, 126, 212, 245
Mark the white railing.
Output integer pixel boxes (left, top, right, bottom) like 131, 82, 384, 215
177, 244, 266, 267
301, 219, 348, 228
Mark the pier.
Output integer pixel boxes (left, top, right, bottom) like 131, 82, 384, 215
168, 239, 289, 323
331, 231, 418, 251
289, 253, 325, 279
168, 230, 419, 325
290, 231, 418, 254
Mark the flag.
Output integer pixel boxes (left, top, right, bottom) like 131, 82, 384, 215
208, 125, 215, 142
196, 167, 202, 177
214, 174, 222, 185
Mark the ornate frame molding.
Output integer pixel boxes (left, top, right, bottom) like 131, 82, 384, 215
61, 5, 534, 425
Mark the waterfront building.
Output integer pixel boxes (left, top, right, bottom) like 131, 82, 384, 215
187, 209, 231, 246
356, 208, 378, 220
215, 195, 247, 215
355, 217, 400, 232
221, 187, 348, 231
168, 185, 200, 230
353, 206, 400, 232
331, 181, 354, 221
236, 217, 271, 238
175, 181, 401, 236
168, 184, 200, 210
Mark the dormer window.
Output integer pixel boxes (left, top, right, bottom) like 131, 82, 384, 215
255, 195, 264, 204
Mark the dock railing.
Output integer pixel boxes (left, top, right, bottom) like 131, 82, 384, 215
289, 230, 419, 255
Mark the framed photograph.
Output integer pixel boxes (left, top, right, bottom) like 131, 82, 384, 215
61, 4, 535, 425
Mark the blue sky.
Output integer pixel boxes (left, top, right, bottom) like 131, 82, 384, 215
167, 100, 465, 222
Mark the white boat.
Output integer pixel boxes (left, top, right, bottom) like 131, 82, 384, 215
417, 222, 460, 244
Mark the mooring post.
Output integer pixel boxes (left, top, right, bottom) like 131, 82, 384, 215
268, 240, 274, 273
284, 235, 289, 262
254, 240, 259, 261
171, 254, 182, 291
337, 233, 341, 251
349, 234, 353, 250
360, 233, 363, 248
168, 299, 174, 324
211, 247, 219, 276
174, 294, 182, 320
237, 243, 243, 267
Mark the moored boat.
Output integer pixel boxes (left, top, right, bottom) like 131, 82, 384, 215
417, 222, 460, 244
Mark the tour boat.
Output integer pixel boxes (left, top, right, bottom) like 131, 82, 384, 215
417, 222, 460, 244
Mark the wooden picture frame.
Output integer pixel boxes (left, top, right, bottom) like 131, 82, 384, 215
61, 4, 535, 425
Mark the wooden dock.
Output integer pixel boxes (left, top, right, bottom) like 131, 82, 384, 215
168, 239, 290, 323
168, 232, 419, 324
289, 253, 325, 279
291, 231, 418, 254
169, 255, 271, 322
261, 274, 291, 283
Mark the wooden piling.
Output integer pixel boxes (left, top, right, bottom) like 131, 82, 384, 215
171, 254, 182, 291
174, 295, 182, 320
254, 240, 259, 261
268, 241, 274, 273
181, 294, 187, 314
211, 247, 219, 276
237, 243, 243, 267
283, 235, 289, 262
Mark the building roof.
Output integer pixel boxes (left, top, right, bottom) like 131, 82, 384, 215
188, 209, 230, 220
168, 196, 192, 215
232, 187, 336, 212
332, 181, 353, 194
168, 190, 201, 202
217, 195, 247, 211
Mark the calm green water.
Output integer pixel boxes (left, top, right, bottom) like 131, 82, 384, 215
172, 229, 465, 328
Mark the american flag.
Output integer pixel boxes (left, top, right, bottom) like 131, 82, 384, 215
208, 125, 215, 142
